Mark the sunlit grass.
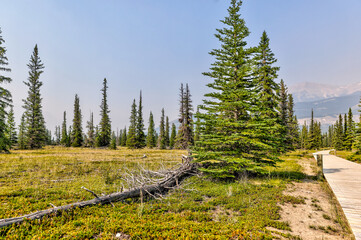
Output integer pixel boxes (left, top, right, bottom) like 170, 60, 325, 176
0, 147, 306, 239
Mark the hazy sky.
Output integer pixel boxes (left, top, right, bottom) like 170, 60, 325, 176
1, 0, 361, 132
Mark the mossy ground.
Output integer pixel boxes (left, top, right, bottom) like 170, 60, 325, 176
0, 147, 305, 239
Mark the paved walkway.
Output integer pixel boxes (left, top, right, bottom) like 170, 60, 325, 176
314, 150, 361, 240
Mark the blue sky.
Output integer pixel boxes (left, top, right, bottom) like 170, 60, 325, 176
1, 0, 361, 132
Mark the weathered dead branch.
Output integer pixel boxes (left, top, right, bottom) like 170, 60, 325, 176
0, 155, 198, 229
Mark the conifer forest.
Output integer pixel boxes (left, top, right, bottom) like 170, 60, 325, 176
0, 0, 359, 239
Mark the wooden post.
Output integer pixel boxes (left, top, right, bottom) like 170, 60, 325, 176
316, 154, 323, 180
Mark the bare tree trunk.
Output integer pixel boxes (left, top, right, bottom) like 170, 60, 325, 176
0, 158, 197, 229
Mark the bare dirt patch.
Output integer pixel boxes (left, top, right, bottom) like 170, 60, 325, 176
274, 157, 353, 240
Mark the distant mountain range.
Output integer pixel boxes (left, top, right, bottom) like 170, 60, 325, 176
290, 81, 361, 102
291, 81, 361, 128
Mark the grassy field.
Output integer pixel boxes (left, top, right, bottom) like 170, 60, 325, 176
0, 147, 307, 239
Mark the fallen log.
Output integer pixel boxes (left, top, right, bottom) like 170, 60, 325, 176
0, 157, 198, 229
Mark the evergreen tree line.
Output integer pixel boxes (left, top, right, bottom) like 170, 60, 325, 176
299, 105, 361, 153
52, 83, 195, 150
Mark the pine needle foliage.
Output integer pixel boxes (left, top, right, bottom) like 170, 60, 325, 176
146, 112, 156, 148
158, 108, 166, 149
0, 28, 12, 152
22, 44, 46, 149
60, 111, 69, 147
193, 0, 280, 179
135, 91, 146, 148
96, 78, 111, 147
126, 100, 137, 149
86, 112, 95, 148
6, 106, 17, 149
71, 94, 83, 147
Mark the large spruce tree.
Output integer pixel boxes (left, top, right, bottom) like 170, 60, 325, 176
23, 45, 46, 149
135, 91, 146, 148
146, 111, 156, 148
287, 94, 299, 149
253, 31, 282, 152
96, 78, 111, 147
71, 94, 83, 147
169, 123, 176, 149
194, 0, 279, 178
0, 28, 12, 152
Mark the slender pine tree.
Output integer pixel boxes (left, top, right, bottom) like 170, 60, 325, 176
0, 27, 12, 152
126, 100, 137, 149
121, 126, 127, 146
18, 114, 26, 149
23, 45, 46, 149
135, 91, 146, 148
287, 94, 299, 149
96, 78, 111, 147
278, 79, 289, 150
146, 111, 156, 148
165, 116, 170, 147
6, 106, 17, 149
71, 94, 83, 147
344, 108, 354, 150
60, 111, 69, 146
158, 108, 166, 149
86, 112, 95, 148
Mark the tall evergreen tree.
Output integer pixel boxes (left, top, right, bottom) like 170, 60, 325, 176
126, 100, 137, 149
278, 79, 289, 150
253, 31, 282, 151
6, 106, 17, 148
121, 126, 127, 146
60, 111, 69, 146
165, 116, 170, 147
175, 83, 193, 149
287, 94, 299, 149
71, 94, 83, 147
18, 114, 26, 149
333, 115, 344, 150
158, 108, 166, 149
194, 0, 279, 178
135, 91, 146, 148
345, 108, 354, 150
0, 27, 12, 152
300, 121, 308, 149
23, 45, 46, 149
86, 112, 95, 148
307, 109, 316, 149
169, 123, 176, 149
96, 78, 111, 147
146, 112, 156, 148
